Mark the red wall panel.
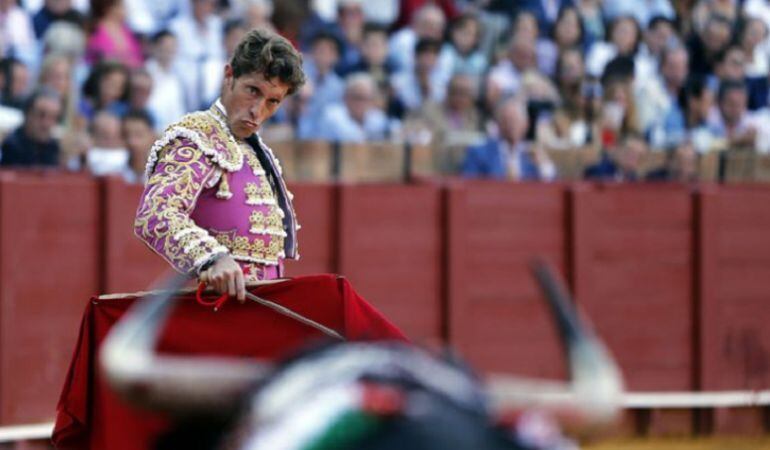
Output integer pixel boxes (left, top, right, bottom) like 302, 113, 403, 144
337, 184, 443, 342
572, 184, 695, 392
0, 171, 100, 424
102, 177, 170, 293
447, 182, 569, 378
699, 185, 770, 426
284, 183, 337, 276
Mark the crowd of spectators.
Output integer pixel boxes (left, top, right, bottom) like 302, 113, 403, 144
1, 0, 770, 183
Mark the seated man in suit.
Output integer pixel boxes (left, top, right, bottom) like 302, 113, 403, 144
584, 132, 647, 182
461, 96, 556, 181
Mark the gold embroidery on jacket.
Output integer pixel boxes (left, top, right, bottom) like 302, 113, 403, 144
134, 140, 227, 273
244, 181, 276, 206
249, 210, 287, 236
212, 232, 284, 265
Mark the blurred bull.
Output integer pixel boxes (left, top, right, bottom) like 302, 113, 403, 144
100, 262, 623, 450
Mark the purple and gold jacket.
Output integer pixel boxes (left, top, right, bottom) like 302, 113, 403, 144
134, 101, 299, 281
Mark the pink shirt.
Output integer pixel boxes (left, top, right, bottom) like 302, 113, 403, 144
86, 23, 143, 68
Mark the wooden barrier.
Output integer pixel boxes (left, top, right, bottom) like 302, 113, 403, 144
0, 171, 768, 435
0, 171, 99, 424
446, 181, 569, 378
284, 183, 337, 276
293, 141, 333, 182
339, 142, 406, 183
699, 185, 770, 434
572, 184, 698, 436
336, 183, 444, 342
102, 177, 170, 293
572, 184, 696, 391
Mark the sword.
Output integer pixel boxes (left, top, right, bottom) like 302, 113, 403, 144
195, 281, 345, 341
244, 291, 345, 341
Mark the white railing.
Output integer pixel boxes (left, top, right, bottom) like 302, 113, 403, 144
3, 391, 768, 443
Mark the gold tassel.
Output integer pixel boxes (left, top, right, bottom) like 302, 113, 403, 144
216, 172, 233, 199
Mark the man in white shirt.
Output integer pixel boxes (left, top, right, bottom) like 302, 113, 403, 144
317, 73, 391, 143
170, 0, 224, 111
145, 30, 187, 131
388, 3, 445, 73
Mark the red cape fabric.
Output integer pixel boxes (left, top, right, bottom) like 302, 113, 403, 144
52, 274, 407, 450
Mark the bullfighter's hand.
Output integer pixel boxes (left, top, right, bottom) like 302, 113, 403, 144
199, 255, 246, 302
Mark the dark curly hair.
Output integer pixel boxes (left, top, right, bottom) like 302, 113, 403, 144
230, 28, 305, 95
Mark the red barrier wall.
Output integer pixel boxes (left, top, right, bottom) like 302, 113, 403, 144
102, 177, 170, 293
699, 185, 770, 434
2, 174, 769, 433
446, 182, 569, 378
284, 183, 337, 276
0, 171, 99, 424
336, 184, 444, 342
572, 184, 696, 392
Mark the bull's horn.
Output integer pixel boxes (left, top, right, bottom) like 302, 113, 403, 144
100, 274, 273, 415
486, 261, 623, 425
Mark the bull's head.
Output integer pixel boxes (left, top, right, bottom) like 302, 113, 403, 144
100, 262, 623, 448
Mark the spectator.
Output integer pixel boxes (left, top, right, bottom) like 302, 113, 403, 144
538, 50, 593, 150
586, 16, 642, 77
462, 97, 556, 181
299, 30, 345, 138
487, 32, 538, 97
389, 3, 446, 73
145, 30, 185, 131
602, 0, 675, 28
576, 0, 604, 46
171, 0, 225, 110
32, 0, 84, 39
682, 76, 721, 154
0, 58, 31, 110
738, 17, 770, 110
584, 132, 647, 181
516, 0, 576, 36
437, 12, 488, 80
342, 23, 397, 84
122, 109, 155, 182
192, 18, 249, 111
79, 60, 129, 121
646, 140, 699, 182
739, 17, 768, 78
713, 45, 747, 83
127, 68, 154, 124
391, 38, 447, 111
602, 70, 643, 139
639, 44, 690, 147
41, 22, 89, 89
0, 0, 37, 68
0, 88, 63, 167
85, 0, 143, 68
241, 0, 275, 32
635, 16, 677, 81
404, 72, 483, 148
316, 72, 393, 142
360, 0, 399, 26
551, 6, 586, 53
124, 0, 188, 36
710, 79, 757, 148
744, 0, 770, 34
692, 0, 739, 34
38, 53, 76, 125
85, 109, 130, 176
510, 10, 558, 77
393, 0, 456, 30
334, 0, 366, 74
688, 14, 733, 78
